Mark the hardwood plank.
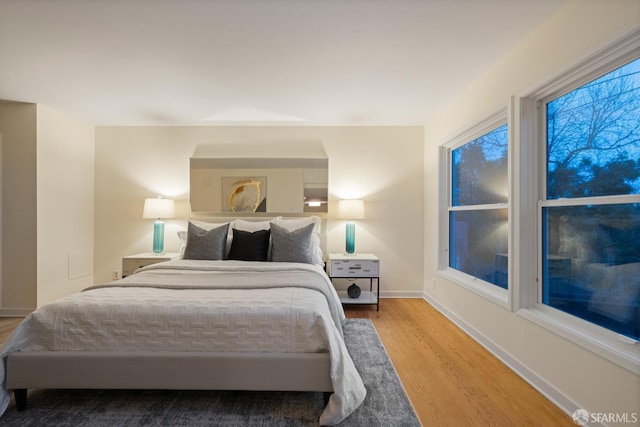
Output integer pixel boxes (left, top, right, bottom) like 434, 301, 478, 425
345, 299, 573, 427
0, 299, 572, 426
0, 318, 22, 346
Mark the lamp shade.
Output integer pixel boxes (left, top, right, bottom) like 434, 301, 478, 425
338, 199, 365, 220
143, 197, 175, 219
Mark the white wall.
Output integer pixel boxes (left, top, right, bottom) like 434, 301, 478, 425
424, 0, 640, 422
36, 105, 95, 306
94, 126, 424, 297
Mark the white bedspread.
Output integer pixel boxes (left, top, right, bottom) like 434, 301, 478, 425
0, 260, 366, 425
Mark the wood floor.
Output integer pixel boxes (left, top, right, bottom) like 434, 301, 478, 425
0, 299, 573, 426
345, 299, 573, 427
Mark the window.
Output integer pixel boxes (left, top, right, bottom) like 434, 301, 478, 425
437, 31, 639, 370
540, 58, 640, 341
440, 111, 510, 303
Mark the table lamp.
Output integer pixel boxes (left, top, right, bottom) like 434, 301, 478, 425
143, 197, 175, 254
338, 199, 365, 255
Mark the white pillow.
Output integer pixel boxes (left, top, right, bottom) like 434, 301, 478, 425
232, 219, 272, 232
272, 216, 323, 265
177, 230, 188, 257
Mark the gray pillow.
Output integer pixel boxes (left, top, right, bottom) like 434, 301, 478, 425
270, 222, 315, 264
183, 222, 229, 260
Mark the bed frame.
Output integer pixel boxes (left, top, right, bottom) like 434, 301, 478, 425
6, 351, 333, 410
6, 216, 334, 411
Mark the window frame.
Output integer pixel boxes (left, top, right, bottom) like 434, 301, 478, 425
438, 105, 513, 309
515, 29, 640, 373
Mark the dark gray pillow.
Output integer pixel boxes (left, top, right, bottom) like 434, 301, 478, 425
227, 228, 270, 261
183, 222, 229, 260
270, 222, 315, 264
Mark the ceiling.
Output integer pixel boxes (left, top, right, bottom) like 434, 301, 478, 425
0, 0, 567, 126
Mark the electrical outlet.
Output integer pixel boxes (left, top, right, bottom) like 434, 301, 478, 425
112, 270, 119, 280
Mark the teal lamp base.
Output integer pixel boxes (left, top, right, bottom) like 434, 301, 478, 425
152, 219, 165, 254
345, 221, 355, 255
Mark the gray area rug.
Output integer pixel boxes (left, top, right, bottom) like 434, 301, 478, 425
0, 319, 420, 426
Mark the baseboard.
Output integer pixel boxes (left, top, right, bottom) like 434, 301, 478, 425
0, 308, 33, 317
422, 292, 583, 422
380, 291, 424, 298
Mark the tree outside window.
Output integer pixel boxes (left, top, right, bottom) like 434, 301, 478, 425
449, 124, 509, 289
542, 57, 640, 340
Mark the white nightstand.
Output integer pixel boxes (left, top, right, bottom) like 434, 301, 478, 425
122, 252, 180, 277
327, 253, 380, 311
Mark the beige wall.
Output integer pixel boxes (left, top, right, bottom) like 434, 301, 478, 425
94, 126, 425, 296
0, 102, 37, 313
0, 103, 94, 311
424, 0, 640, 421
36, 105, 95, 306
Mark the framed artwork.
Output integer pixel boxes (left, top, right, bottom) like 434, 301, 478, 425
222, 177, 267, 213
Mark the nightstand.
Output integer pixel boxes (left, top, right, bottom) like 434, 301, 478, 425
122, 252, 180, 277
327, 253, 380, 311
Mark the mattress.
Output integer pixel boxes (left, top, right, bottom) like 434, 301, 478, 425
0, 260, 366, 425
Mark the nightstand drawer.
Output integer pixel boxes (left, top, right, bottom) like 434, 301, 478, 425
329, 259, 379, 277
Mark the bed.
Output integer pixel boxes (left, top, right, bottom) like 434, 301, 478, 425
0, 217, 366, 426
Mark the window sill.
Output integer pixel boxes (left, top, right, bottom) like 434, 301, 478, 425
438, 268, 510, 310
518, 304, 639, 374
